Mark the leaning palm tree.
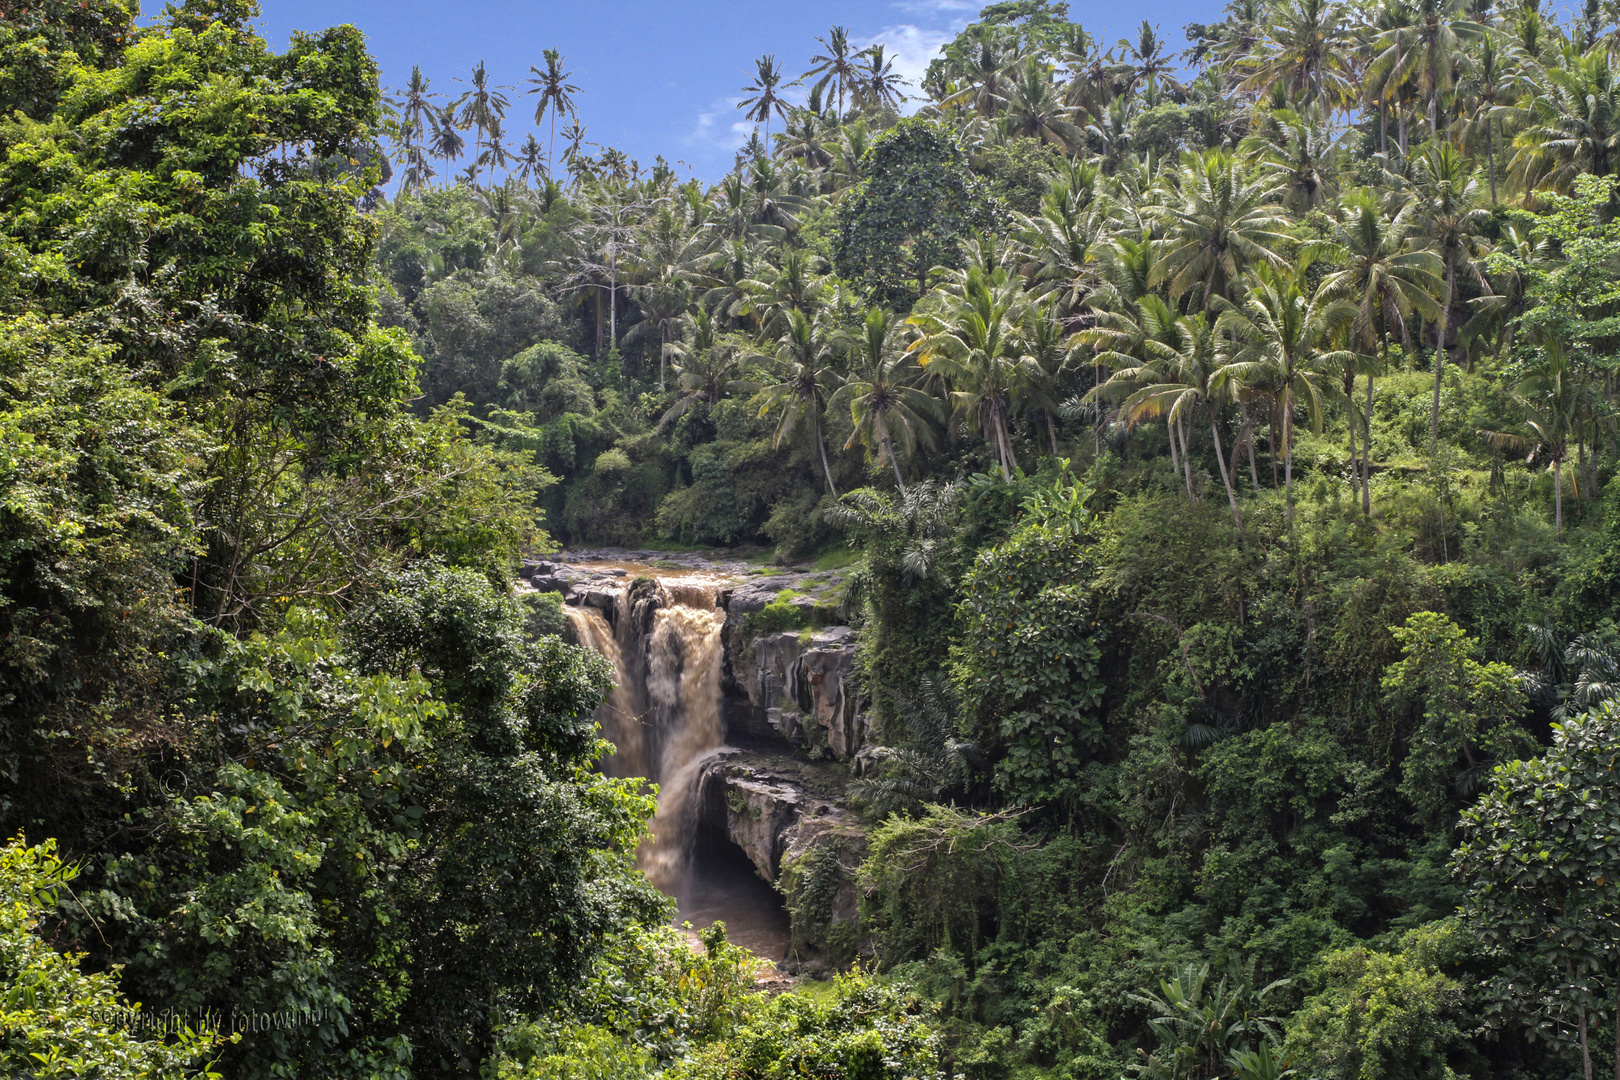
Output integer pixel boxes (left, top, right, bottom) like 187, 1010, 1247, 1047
1154, 149, 1293, 311
1216, 265, 1355, 523
1316, 188, 1443, 512
832, 309, 943, 493
908, 266, 1042, 480
525, 49, 582, 175
757, 309, 846, 497
739, 55, 790, 144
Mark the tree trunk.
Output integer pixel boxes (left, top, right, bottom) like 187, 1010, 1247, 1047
1364, 371, 1376, 516
1285, 391, 1296, 525
1241, 407, 1260, 491
1270, 398, 1281, 489
1211, 412, 1243, 533
1180, 416, 1195, 498
1346, 372, 1360, 504
1167, 416, 1183, 490
1487, 117, 1498, 203
816, 409, 839, 498
1429, 260, 1453, 447
997, 408, 1019, 480
1046, 411, 1059, 456
880, 414, 906, 494
1555, 456, 1564, 538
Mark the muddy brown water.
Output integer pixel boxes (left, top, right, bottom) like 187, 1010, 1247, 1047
557, 560, 792, 964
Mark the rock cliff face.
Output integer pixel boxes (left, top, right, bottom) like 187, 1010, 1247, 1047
693, 749, 867, 968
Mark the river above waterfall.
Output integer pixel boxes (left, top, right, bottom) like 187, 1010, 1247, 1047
552, 557, 793, 964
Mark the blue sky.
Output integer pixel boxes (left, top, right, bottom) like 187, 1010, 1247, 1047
243, 0, 1219, 182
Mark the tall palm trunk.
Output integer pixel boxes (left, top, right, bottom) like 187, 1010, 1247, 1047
879, 415, 907, 494
1179, 417, 1195, 498
1284, 391, 1296, 524
1554, 456, 1564, 538
1167, 416, 1183, 489
994, 405, 1018, 480
1486, 118, 1498, 203
1346, 371, 1360, 504
815, 409, 839, 498
1363, 363, 1377, 515
1211, 412, 1243, 532
1430, 259, 1453, 447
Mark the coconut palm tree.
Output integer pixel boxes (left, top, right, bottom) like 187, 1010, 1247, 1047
514, 133, 547, 185
739, 55, 790, 144
1508, 43, 1620, 195
758, 309, 846, 496
1366, 0, 1485, 140
1241, 0, 1357, 113
388, 65, 437, 187
1001, 57, 1083, 152
1016, 167, 1109, 313
1240, 106, 1340, 212
1154, 149, 1293, 310
938, 24, 1021, 117
908, 266, 1043, 480
833, 309, 943, 492
525, 49, 582, 175
428, 104, 466, 187
804, 26, 862, 117
1456, 33, 1511, 202
660, 328, 756, 430
1216, 265, 1355, 522
1316, 188, 1443, 512
1083, 291, 1204, 496
1409, 140, 1489, 446
856, 44, 909, 113
455, 60, 510, 185
1482, 336, 1590, 536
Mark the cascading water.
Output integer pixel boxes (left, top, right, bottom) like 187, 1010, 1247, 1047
641, 600, 725, 892
559, 566, 789, 958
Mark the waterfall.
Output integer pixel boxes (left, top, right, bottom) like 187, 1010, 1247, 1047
562, 573, 725, 892
641, 602, 725, 892
561, 604, 649, 778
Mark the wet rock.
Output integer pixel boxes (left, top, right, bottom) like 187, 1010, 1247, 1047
731, 627, 864, 759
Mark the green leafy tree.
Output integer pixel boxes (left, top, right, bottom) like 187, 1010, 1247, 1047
834, 118, 1001, 311
1453, 703, 1620, 1080
1381, 612, 1531, 825
0, 837, 225, 1079
953, 508, 1103, 807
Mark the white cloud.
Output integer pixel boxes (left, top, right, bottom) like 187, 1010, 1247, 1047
892, 0, 977, 14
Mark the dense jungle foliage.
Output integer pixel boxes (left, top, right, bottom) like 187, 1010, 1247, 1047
12, 0, 1620, 1076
